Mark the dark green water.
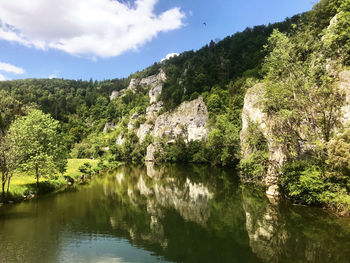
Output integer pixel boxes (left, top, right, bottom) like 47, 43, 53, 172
0, 164, 349, 263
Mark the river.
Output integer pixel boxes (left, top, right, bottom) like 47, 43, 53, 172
0, 164, 349, 263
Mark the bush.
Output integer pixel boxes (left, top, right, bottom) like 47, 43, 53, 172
280, 161, 326, 205
327, 127, 350, 177
79, 162, 93, 175
240, 151, 269, 182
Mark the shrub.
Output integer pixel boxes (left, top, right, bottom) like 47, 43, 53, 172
240, 151, 269, 182
280, 161, 326, 205
79, 162, 93, 175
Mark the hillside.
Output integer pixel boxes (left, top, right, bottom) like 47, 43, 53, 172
1, 0, 349, 213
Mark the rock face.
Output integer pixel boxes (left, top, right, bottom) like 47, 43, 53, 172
145, 144, 157, 162
138, 97, 209, 161
103, 122, 117, 133
110, 69, 209, 162
128, 112, 140, 130
339, 70, 350, 126
240, 84, 286, 197
241, 70, 350, 197
110, 70, 166, 101
152, 97, 208, 143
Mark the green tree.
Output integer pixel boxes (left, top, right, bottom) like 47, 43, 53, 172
0, 90, 22, 198
7, 109, 67, 187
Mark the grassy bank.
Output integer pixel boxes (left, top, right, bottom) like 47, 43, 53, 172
0, 159, 100, 203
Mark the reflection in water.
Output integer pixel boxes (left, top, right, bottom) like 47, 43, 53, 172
0, 164, 349, 263
242, 187, 350, 263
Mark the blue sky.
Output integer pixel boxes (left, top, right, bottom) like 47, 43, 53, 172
0, 0, 316, 81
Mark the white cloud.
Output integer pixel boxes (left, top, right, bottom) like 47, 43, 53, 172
48, 74, 58, 79
161, 52, 179, 62
0, 61, 24, 80
0, 0, 185, 58
0, 62, 25, 74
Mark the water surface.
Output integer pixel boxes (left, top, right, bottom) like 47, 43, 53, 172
0, 164, 349, 263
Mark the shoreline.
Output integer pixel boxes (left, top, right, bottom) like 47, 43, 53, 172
0, 161, 123, 206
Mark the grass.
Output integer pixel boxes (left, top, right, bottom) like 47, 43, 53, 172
0, 158, 99, 203
64, 158, 99, 179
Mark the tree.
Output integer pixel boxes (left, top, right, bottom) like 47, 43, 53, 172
0, 90, 22, 198
327, 127, 350, 176
7, 109, 67, 187
262, 29, 344, 161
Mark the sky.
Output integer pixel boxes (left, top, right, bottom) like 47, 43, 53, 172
0, 0, 317, 81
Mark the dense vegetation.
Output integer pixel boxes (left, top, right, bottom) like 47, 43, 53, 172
242, 0, 350, 213
0, 0, 349, 213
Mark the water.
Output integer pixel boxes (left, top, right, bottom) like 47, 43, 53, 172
0, 164, 349, 263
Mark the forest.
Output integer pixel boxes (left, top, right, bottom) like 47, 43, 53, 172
0, 0, 349, 213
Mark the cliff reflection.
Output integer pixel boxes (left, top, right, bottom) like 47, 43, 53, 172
98, 164, 255, 262
1, 164, 349, 263
242, 186, 350, 263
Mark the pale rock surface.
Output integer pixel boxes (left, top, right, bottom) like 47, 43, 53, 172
145, 144, 157, 162
116, 135, 125, 146
139, 97, 209, 160
149, 83, 163, 104
110, 89, 126, 100
339, 70, 350, 126
103, 122, 117, 133
240, 84, 286, 196
152, 97, 208, 143
110, 69, 166, 101
128, 112, 140, 130
146, 101, 163, 120
137, 123, 154, 143
241, 71, 350, 197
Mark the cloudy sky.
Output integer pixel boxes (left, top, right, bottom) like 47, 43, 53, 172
0, 0, 315, 81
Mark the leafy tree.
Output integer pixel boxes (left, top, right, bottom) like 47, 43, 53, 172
0, 90, 22, 198
327, 127, 350, 178
7, 109, 67, 187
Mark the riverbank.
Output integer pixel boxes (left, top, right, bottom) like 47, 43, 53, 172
0, 159, 120, 204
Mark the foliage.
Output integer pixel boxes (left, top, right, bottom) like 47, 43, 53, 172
326, 127, 350, 177
322, 0, 350, 64
154, 136, 208, 164
79, 162, 93, 175
7, 109, 67, 185
160, 16, 300, 110
281, 161, 326, 204
255, 0, 350, 210
240, 122, 269, 181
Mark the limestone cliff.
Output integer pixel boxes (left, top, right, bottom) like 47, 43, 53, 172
240, 70, 350, 197
240, 83, 286, 197
138, 97, 208, 160
339, 70, 350, 126
110, 69, 166, 101
111, 71, 209, 160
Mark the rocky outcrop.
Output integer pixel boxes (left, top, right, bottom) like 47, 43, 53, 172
110, 70, 166, 101
151, 97, 209, 143
145, 144, 158, 162
110, 89, 126, 100
139, 97, 209, 161
128, 112, 140, 130
116, 97, 209, 160
103, 122, 117, 133
339, 70, 350, 126
116, 135, 125, 145
241, 70, 350, 197
110, 69, 209, 159
240, 84, 286, 197
146, 101, 163, 119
